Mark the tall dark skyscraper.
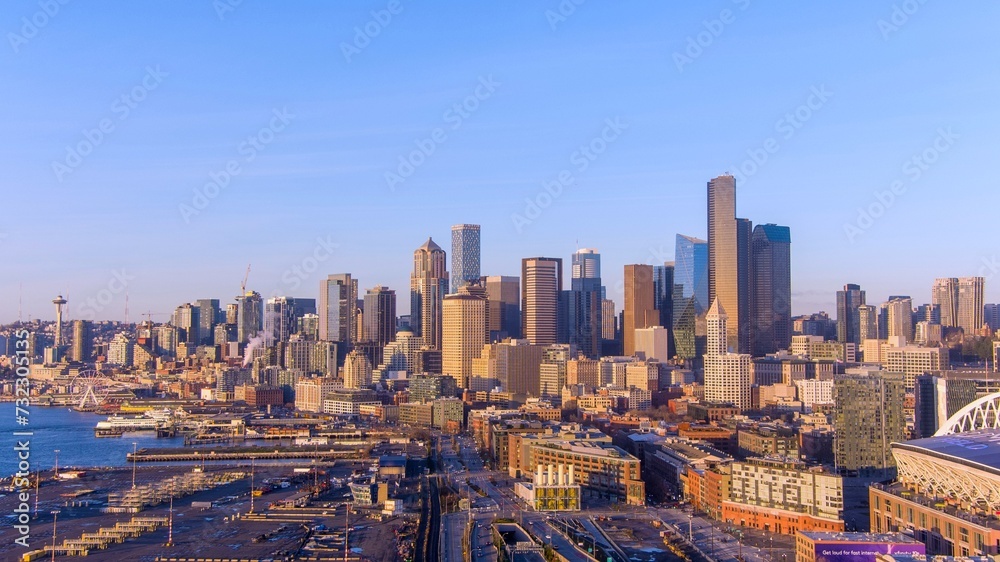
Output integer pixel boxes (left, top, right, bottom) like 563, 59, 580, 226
568, 249, 603, 359
673, 234, 708, 361
836, 284, 866, 345
236, 291, 263, 343
736, 217, 753, 354
751, 224, 792, 355
71, 319, 93, 362
196, 298, 220, 345
653, 263, 675, 358
522, 257, 562, 346
362, 285, 397, 349
450, 224, 481, 293
411, 238, 449, 350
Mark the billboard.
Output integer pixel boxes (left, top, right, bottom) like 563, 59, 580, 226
815, 541, 925, 562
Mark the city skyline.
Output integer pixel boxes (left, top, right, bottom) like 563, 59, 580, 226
3, 3, 1000, 322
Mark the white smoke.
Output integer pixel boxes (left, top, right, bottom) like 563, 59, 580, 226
243, 333, 266, 367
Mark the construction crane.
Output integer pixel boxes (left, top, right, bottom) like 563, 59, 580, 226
241, 264, 251, 295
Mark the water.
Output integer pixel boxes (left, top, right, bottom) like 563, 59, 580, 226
0, 403, 185, 476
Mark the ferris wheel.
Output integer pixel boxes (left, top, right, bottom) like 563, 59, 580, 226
67, 370, 115, 409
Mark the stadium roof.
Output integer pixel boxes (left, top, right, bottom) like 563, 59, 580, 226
892, 429, 1000, 478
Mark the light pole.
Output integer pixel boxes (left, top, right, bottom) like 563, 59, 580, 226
53, 450, 60, 479
688, 513, 693, 541
131, 442, 138, 489
50, 510, 60, 562
249, 457, 255, 514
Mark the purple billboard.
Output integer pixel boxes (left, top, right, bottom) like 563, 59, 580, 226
815, 541, 925, 562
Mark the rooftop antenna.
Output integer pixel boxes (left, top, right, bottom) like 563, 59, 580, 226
125, 290, 130, 328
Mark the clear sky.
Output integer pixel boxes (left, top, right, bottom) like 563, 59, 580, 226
2, 1, 998, 323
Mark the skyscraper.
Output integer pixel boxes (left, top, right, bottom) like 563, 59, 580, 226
932, 278, 959, 328
521, 257, 562, 346
707, 174, 745, 353
885, 297, 914, 343
411, 238, 449, 350
319, 274, 357, 344
673, 234, 709, 361
736, 217, 753, 353
623, 264, 657, 356
653, 263, 675, 357
342, 349, 372, 389
833, 371, 906, 476
483, 276, 520, 341
985, 303, 1000, 331
237, 291, 263, 343
442, 285, 488, 388
751, 224, 791, 356
172, 303, 200, 345
957, 277, 985, 334
264, 296, 315, 345
195, 298, 220, 345
362, 285, 396, 349
450, 224, 481, 293
71, 319, 92, 362
836, 284, 866, 345
568, 249, 603, 359
703, 298, 752, 409
858, 305, 878, 343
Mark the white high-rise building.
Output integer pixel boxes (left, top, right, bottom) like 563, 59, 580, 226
704, 299, 752, 409
342, 350, 372, 389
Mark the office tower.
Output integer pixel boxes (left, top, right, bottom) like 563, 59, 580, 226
623, 264, 657, 356
362, 286, 397, 350
472, 339, 544, 396
173, 303, 200, 345
442, 285, 488, 388
319, 274, 357, 344
70, 320, 92, 362
751, 224, 792, 356
736, 217, 753, 353
107, 332, 134, 367
673, 234, 709, 360
703, 299, 752, 409
342, 349, 372, 389
957, 277, 985, 334
225, 303, 238, 325
858, 305, 878, 343
264, 297, 292, 345
915, 303, 941, 325
539, 344, 573, 398
568, 249, 603, 359
521, 257, 562, 346
634, 326, 670, 362
985, 304, 1000, 331
483, 276, 520, 341
932, 278, 959, 328
411, 238, 449, 350
195, 298, 220, 345
833, 371, 906, 476
913, 375, 980, 438
836, 284, 866, 345
653, 263, 675, 357
885, 297, 914, 343
601, 299, 616, 341
450, 224, 481, 293
52, 295, 66, 348
707, 174, 748, 353
237, 291, 263, 343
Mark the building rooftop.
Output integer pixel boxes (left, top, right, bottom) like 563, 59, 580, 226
798, 532, 922, 544
892, 429, 1000, 478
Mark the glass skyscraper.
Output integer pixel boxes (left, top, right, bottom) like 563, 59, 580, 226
672, 234, 708, 361
450, 224, 481, 293
569, 248, 602, 358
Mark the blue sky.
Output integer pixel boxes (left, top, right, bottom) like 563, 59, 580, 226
2, 1, 998, 323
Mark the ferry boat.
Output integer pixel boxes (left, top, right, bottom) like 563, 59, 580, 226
94, 409, 174, 436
